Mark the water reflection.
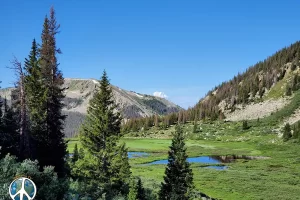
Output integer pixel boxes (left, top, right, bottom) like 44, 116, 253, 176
146, 155, 268, 170
210, 155, 269, 163
148, 156, 222, 165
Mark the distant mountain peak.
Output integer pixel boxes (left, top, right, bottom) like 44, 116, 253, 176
0, 78, 182, 137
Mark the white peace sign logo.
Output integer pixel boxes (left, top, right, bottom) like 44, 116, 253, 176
9, 177, 37, 200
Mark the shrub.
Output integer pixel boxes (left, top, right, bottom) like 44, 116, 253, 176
291, 63, 297, 71
286, 86, 292, 96
0, 154, 68, 200
242, 120, 249, 130
283, 123, 292, 142
193, 122, 198, 133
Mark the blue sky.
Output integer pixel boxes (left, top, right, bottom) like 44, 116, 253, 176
1, 0, 300, 109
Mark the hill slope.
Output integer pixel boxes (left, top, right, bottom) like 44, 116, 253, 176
0, 78, 182, 137
192, 41, 300, 123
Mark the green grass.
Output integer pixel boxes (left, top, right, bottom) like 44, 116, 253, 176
264, 69, 296, 100
67, 119, 300, 199
129, 139, 300, 199
66, 138, 82, 152
124, 137, 300, 200
264, 77, 287, 100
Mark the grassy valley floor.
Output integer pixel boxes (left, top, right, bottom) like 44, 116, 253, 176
67, 121, 300, 200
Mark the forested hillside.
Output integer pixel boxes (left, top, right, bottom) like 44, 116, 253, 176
123, 42, 300, 132
193, 41, 300, 120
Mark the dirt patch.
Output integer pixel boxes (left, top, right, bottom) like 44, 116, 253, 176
224, 97, 290, 121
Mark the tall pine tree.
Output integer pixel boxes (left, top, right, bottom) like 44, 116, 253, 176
159, 125, 194, 200
24, 39, 46, 161
75, 71, 131, 198
136, 178, 146, 200
38, 7, 67, 177
72, 143, 79, 163
0, 98, 19, 159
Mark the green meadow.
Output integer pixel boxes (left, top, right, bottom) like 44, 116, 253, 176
67, 120, 300, 200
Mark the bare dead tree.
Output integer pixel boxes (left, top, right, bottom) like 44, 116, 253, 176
9, 56, 31, 160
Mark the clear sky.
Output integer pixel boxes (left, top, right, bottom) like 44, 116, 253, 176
1, 0, 300, 109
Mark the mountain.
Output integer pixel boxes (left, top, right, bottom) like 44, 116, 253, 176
0, 78, 182, 137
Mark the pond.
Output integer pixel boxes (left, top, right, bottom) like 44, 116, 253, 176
68, 153, 267, 170
145, 155, 268, 170
147, 155, 268, 165
148, 156, 222, 165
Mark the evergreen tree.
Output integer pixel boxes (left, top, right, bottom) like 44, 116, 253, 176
178, 112, 182, 124
24, 39, 46, 161
164, 116, 170, 130
128, 177, 146, 200
193, 120, 198, 133
132, 119, 139, 132
182, 112, 187, 124
10, 58, 30, 160
75, 71, 131, 198
293, 121, 300, 140
155, 115, 159, 127
0, 94, 2, 124
0, 97, 4, 158
242, 120, 249, 130
72, 143, 79, 163
283, 123, 292, 142
259, 87, 265, 98
291, 63, 297, 71
38, 7, 67, 177
128, 179, 138, 200
77, 147, 85, 160
159, 125, 194, 200
144, 118, 149, 131
292, 74, 299, 91
0, 99, 19, 159
136, 178, 146, 200
285, 85, 292, 96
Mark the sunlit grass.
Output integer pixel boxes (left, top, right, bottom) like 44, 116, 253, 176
67, 119, 300, 199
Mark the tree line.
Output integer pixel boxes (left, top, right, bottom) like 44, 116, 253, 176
122, 111, 191, 134
0, 7, 68, 199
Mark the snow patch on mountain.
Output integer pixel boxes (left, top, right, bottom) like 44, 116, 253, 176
153, 91, 168, 99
